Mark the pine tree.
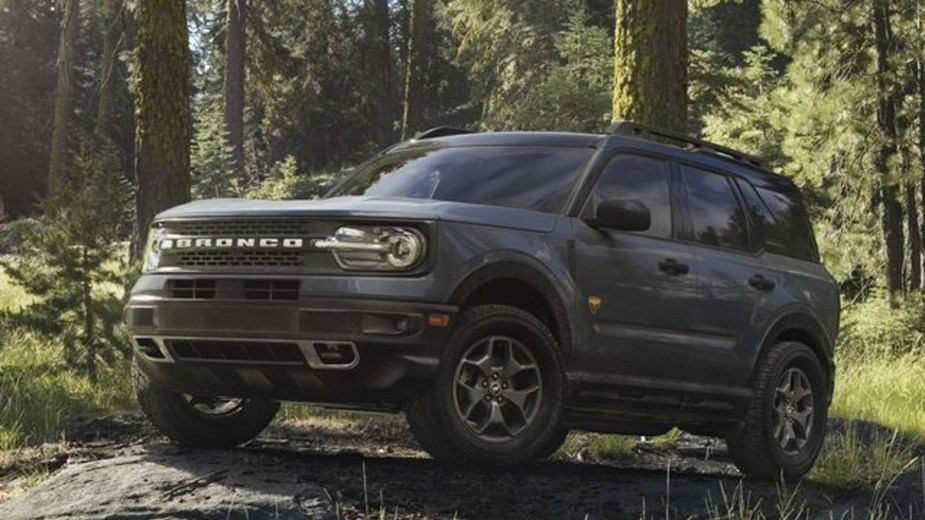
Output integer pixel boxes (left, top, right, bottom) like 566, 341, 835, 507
611, 0, 687, 132
401, 0, 429, 139
364, 0, 393, 147
48, 0, 81, 185
133, 0, 192, 255
2, 144, 132, 383
95, 0, 124, 140
224, 0, 247, 174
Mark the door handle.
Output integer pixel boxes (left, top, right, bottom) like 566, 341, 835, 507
748, 274, 776, 291
658, 258, 689, 276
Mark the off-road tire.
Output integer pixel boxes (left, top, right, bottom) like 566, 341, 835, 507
132, 357, 280, 448
726, 341, 828, 481
405, 304, 566, 467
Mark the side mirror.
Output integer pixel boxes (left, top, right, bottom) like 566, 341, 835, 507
587, 198, 651, 232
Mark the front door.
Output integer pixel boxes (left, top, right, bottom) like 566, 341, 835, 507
572, 153, 703, 383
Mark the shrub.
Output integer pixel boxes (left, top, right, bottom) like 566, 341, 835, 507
246, 155, 341, 201
0, 219, 38, 255
837, 295, 925, 359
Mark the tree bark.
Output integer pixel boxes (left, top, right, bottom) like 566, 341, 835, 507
612, 0, 688, 133
919, 8, 925, 293
224, 0, 247, 173
95, 0, 123, 140
48, 0, 81, 186
366, 0, 393, 147
873, 0, 905, 303
133, 0, 192, 257
401, 0, 428, 140
906, 184, 921, 290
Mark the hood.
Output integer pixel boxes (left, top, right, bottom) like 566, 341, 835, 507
155, 196, 558, 233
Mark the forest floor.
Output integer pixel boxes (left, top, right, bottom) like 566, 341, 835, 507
0, 411, 923, 519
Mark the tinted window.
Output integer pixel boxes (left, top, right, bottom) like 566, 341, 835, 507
329, 146, 590, 213
584, 154, 672, 238
749, 185, 818, 261
682, 167, 748, 251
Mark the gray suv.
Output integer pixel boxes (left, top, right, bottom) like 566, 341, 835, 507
126, 121, 839, 480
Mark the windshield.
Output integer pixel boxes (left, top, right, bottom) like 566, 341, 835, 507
328, 145, 591, 213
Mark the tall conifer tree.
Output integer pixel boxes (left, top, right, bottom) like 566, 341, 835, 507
611, 0, 687, 132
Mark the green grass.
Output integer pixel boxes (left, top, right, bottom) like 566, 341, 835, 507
588, 433, 636, 458
809, 426, 917, 489
830, 353, 925, 440
0, 269, 134, 450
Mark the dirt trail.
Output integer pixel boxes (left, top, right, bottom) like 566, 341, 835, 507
0, 413, 921, 519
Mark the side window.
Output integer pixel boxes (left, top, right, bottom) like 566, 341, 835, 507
584, 154, 672, 238
753, 185, 818, 261
681, 166, 748, 251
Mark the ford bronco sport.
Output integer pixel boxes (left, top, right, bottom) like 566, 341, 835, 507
127, 121, 839, 480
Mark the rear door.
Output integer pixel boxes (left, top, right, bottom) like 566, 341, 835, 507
670, 164, 778, 387
572, 153, 703, 382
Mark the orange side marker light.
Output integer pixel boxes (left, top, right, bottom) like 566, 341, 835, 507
428, 313, 451, 328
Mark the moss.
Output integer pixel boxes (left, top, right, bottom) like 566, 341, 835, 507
611, 0, 688, 131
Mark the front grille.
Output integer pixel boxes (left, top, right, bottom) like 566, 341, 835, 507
169, 279, 216, 299
244, 280, 300, 300
167, 339, 305, 364
167, 219, 313, 236
160, 218, 341, 272
175, 250, 306, 268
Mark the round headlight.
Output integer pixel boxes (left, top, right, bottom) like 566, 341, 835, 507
386, 229, 425, 269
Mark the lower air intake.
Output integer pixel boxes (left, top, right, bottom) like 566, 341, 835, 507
166, 339, 305, 365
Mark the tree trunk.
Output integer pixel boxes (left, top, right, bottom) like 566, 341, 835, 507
873, 0, 904, 304
81, 247, 97, 384
919, 9, 925, 293
133, 0, 191, 257
95, 0, 123, 140
907, 184, 921, 290
612, 0, 688, 133
224, 0, 247, 173
48, 0, 80, 186
401, 0, 428, 140
366, 0, 393, 147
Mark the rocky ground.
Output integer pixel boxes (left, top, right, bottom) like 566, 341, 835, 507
0, 412, 922, 519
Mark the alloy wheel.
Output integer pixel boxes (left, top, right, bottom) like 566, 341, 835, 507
452, 335, 543, 442
183, 395, 246, 418
772, 366, 815, 456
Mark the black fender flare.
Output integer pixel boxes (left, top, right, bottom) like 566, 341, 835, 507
448, 260, 575, 359
752, 309, 835, 399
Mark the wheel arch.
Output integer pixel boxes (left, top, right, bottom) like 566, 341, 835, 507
752, 311, 835, 398
449, 261, 573, 359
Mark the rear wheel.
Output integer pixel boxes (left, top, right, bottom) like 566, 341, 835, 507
133, 358, 279, 448
726, 341, 828, 481
406, 305, 565, 467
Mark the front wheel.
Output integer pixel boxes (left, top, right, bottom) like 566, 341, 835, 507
132, 358, 279, 448
726, 341, 829, 481
405, 305, 566, 467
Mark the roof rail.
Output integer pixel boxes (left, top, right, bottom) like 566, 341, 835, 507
413, 127, 476, 140
607, 120, 770, 170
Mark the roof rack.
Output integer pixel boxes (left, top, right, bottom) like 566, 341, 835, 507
607, 120, 770, 170
413, 127, 476, 140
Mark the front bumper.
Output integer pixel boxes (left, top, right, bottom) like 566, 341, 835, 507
125, 284, 458, 404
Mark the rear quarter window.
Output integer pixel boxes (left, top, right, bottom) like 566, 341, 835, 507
738, 181, 818, 262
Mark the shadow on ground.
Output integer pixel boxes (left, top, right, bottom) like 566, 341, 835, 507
0, 412, 920, 519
